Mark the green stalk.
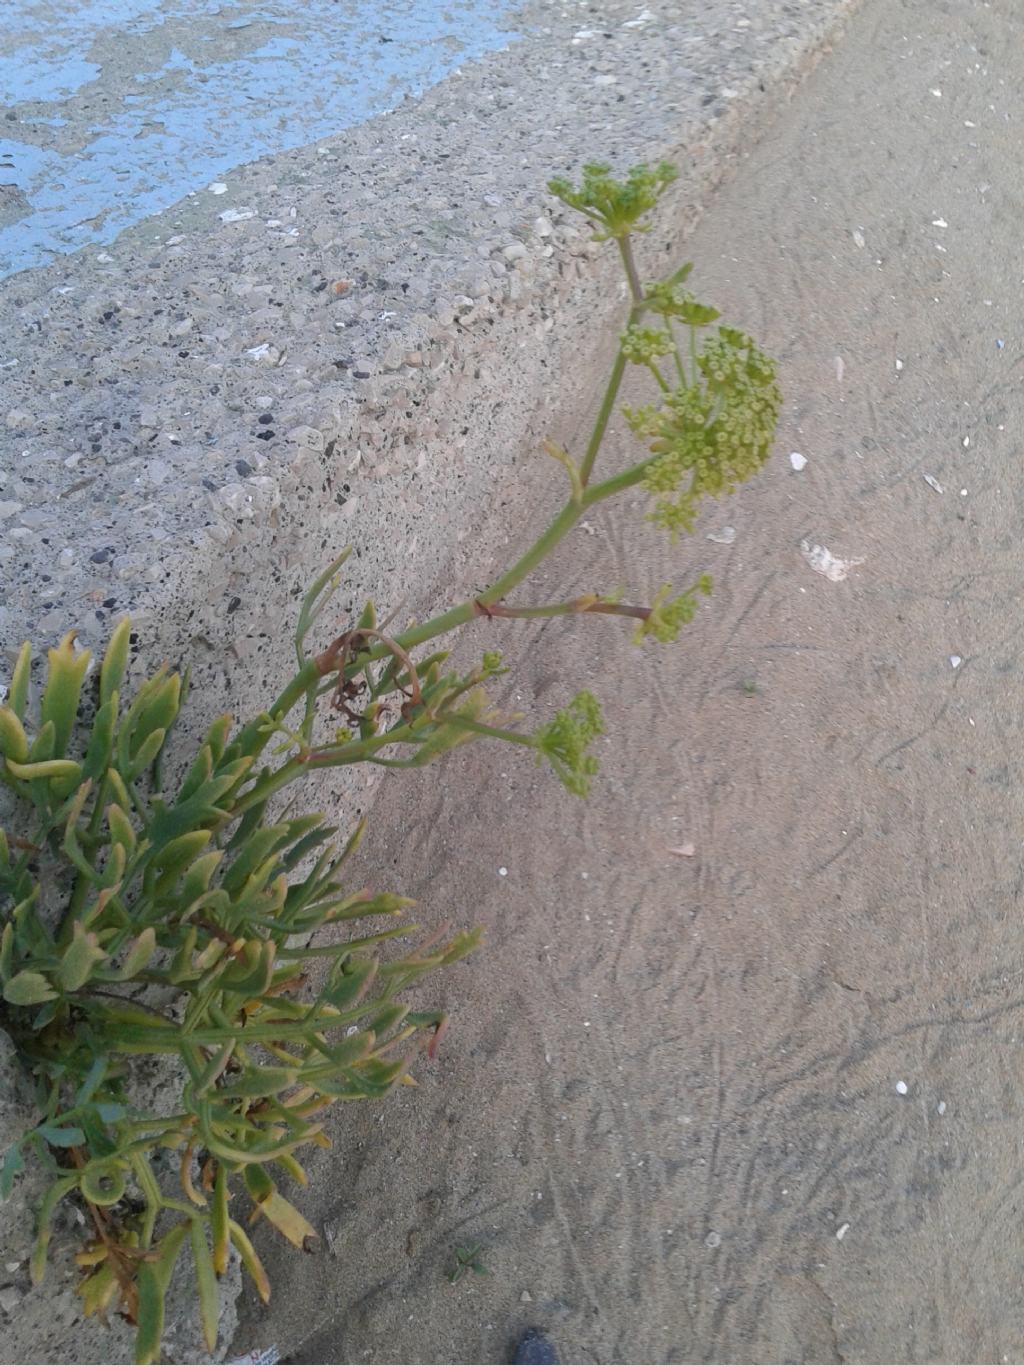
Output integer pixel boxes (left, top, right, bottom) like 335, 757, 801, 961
689, 325, 699, 387
577, 235, 647, 487
488, 599, 649, 623
440, 715, 537, 747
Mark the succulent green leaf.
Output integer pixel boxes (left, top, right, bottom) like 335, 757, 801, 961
58, 922, 107, 991
0, 707, 29, 764
7, 642, 32, 720
0, 1142, 25, 1201
116, 927, 158, 979
30, 1177, 76, 1284
3, 970, 58, 1006
5, 757, 82, 784
217, 1067, 299, 1100
79, 1159, 127, 1206
189, 1219, 220, 1352
323, 955, 376, 1010
130, 674, 181, 760
35, 1124, 86, 1148
107, 802, 136, 851
135, 1221, 189, 1365
82, 696, 118, 780
99, 617, 131, 708
228, 1218, 271, 1303
40, 632, 92, 758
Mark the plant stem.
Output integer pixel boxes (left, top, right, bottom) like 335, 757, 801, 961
487, 598, 650, 623
440, 715, 537, 748
648, 362, 670, 394
579, 349, 628, 488
577, 234, 647, 488
617, 234, 645, 306
689, 325, 699, 387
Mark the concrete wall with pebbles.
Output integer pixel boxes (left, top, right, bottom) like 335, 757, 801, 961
0, 0, 859, 1358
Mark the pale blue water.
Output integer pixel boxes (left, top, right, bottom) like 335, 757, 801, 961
0, 0, 518, 279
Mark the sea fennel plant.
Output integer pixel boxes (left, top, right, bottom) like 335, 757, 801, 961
0, 162, 780, 1362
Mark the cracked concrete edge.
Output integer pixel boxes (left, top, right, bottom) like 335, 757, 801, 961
0, 2, 862, 1361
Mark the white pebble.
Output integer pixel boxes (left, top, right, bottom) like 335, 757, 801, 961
950, 655, 962, 669
498, 866, 508, 877
937, 1100, 947, 1115
895, 1080, 908, 1095
836, 1223, 850, 1241
789, 452, 808, 471
208, 182, 228, 195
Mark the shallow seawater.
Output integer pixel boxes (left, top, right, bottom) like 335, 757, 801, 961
0, 0, 518, 278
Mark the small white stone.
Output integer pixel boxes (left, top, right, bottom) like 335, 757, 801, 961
707, 526, 736, 545
0, 1285, 21, 1314
208, 181, 228, 195
498, 867, 508, 877
836, 1223, 850, 1241
503, 241, 527, 262
895, 1080, 908, 1095
789, 452, 808, 471
219, 207, 255, 224
950, 655, 962, 669
895, 358, 904, 371
937, 1100, 947, 1115
520, 1290, 533, 1303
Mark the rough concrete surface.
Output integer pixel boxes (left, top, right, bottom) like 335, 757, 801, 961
0, 0, 518, 278
214, 0, 1024, 1361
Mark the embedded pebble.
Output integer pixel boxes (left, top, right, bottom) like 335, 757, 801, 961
895, 1080, 908, 1095
0, 1286, 22, 1314
707, 526, 736, 545
789, 451, 808, 471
